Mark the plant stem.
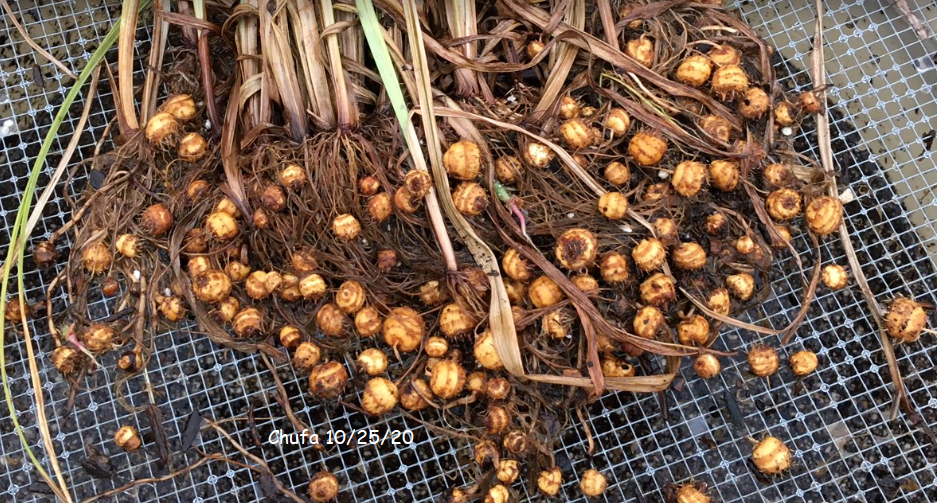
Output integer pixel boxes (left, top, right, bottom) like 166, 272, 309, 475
358, 0, 457, 270
810, 0, 916, 423
259, 1, 307, 140
532, 0, 584, 121
321, 0, 357, 128
117, 0, 141, 131
596, 0, 619, 51
294, 0, 335, 128
444, 1, 488, 99
140, 0, 169, 122
194, 0, 220, 134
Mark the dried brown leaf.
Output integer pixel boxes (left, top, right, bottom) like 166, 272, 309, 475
532, 0, 584, 119
259, 2, 307, 139
321, 0, 358, 127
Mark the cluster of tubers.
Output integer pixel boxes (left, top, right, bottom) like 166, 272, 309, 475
39, 1, 936, 502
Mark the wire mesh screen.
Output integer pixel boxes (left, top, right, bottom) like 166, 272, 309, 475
1, 1, 936, 502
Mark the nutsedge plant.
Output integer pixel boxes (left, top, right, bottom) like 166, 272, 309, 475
0, 4, 150, 500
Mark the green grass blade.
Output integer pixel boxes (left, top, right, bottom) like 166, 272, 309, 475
355, 0, 410, 133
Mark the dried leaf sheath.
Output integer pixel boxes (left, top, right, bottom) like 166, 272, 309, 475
231, 0, 265, 130
259, 1, 307, 140
117, 0, 141, 131
321, 0, 358, 128
293, 0, 335, 128
532, 0, 584, 122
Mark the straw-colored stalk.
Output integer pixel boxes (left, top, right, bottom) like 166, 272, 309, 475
117, 0, 141, 131
293, 0, 335, 128
141, 0, 170, 122
810, 0, 913, 421
320, 0, 358, 127
229, 0, 269, 131
443, 1, 492, 101
532, 0, 584, 124
335, 3, 377, 108
596, 0, 619, 51
176, 0, 197, 42
259, 1, 307, 140
337, 3, 363, 78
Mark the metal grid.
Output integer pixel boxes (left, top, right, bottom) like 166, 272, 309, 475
1, 1, 937, 503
